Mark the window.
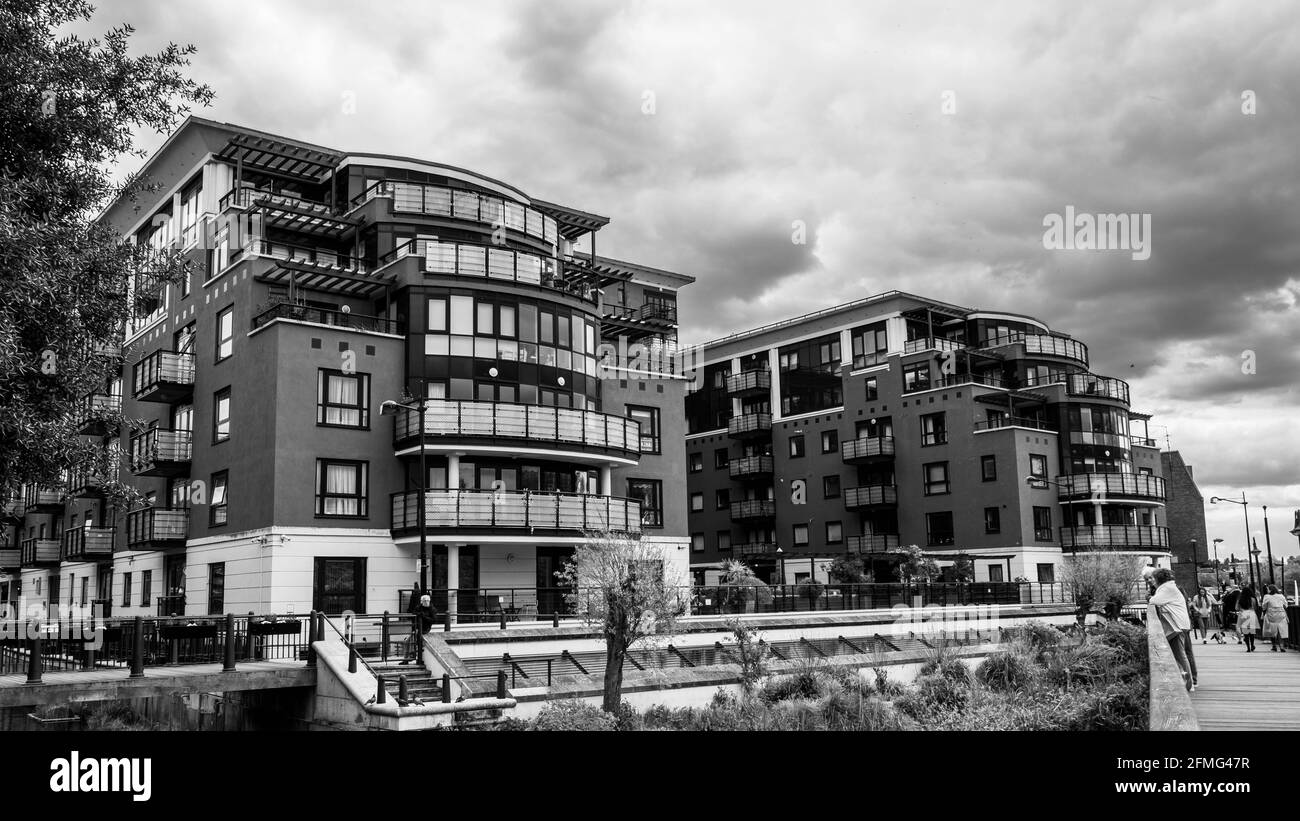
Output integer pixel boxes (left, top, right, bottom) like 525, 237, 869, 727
628, 406, 660, 454
821, 430, 838, 453
1029, 454, 1048, 479
140, 569, 152, 607
779, 351, 799, 372
926, 512, 955, 546
826, 521, 843, 544
122, 572, 132, 607
903, 362, 931, 392
213, 387, 231, 443
1033, 507, 1053, 541
793, 524, 809, 546
79, 576, 88, 608
817, 339, 840, 366
208, 563, 225, 615
989, 565, 1005, 582
316, 460, 368, 517
215, 306, 234, 361
789, 435, 805, 458
714, 448, 729, 469
1037, 563, 1056, 584
981, 455, 997, 482
317, 370, 370, 428
717, 531, 731, 552
691, 533, 705, 552
864, 377, 878, 402
689, 452, 703, 473
210, 471, 229, 526
851, 323, 889, 368
690, 492, 704, 512
984, 506, 1001, 534
428, 297, 447, 331
715, 489, 730, 510
823, 475, 841, 498
923, 462, 950, 495
628, 480, 663, 528
313, 557, 366, 614
920, 412, 946, 446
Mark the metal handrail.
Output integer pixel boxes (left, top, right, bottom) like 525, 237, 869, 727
251, 302, 398, 334
349, 179, 559, 244
393, 401, 641, 455
390, 489, 643, 533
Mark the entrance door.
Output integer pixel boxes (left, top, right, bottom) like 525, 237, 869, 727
312, 558, 367, 614
535, 546, 575, 615
163, 553, 186, 615
95, 565, 113, 617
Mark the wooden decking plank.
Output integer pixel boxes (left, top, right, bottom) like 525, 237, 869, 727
1189, 641, 1300, 732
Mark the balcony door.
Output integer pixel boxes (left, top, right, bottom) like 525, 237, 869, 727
171, 404, 193, 433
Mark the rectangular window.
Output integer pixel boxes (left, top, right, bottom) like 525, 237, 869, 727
823, 475, 841, 498
715, 489, 730, 510
826, 521, 843, 544
926, 512, 955, 546
821, 430, 838, 453
903, 362, 931, 393
450, 295, 474, 335
316, 460, 368, 517
627, 405, 660, 454
1037, 563, 1056, 584
628, 479, 663, 528
427, 297, 447, 331
691, 533, 705, 553
476, 302, 494, 335
864, 377, 878, 402
122, 572, 132, 607
818, 339, 841, 366
215, 306, 234, 362
793, 524, 809, 546
500, 305, 516, 338
213, 387, 231, 443
690, 492, 704, 512
210, 471, 229, 526
789, 435, 805, 458
779, 351, 799, 372
208, 563, 225, 615
717, 531, 731, 552
1029, 454, 1048, 479
317, 370, 370, 428
920, 412, 946, 446
312, 557, 367, 614
714, 448, 729, 469
984, 506, 1001, 534
923, 462, 950, 495
981, 455, 997, 482
79, 576, 88, 608
1033, 507, 1053, 541
989, 565, 1005, 582
689, 452, 703, 473
140, 569, 152, 607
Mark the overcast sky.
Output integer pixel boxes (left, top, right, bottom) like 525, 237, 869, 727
87, 0, 1300, 563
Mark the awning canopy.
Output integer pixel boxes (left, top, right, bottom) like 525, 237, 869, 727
255, 260, 394, 298
531, 199, 611, 240
216, 133, 342, 184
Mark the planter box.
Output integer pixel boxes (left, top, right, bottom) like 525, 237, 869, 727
248, 620, 302, 636
159, 623, 219, 641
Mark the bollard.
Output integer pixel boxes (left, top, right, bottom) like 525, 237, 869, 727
443, 611, 452, 632
348, 645, 358, 674
129, 616, 144, 678
398, 674, 408, 703
441, 673, 451, 703
547, 659, 552, 687
376, 675, 386, 704
305, 610, 317, 668
223, 613, 237, 672
552, 612, 560, 629
381, 611, 390, 663
500, 610, 508, 631
496, 669, 507, 699
26, 635, 42, 685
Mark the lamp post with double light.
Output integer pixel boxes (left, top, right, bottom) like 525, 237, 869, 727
1210, 492, 1253, 588
381, 394, 429, 594
1212, 538, 1225, 589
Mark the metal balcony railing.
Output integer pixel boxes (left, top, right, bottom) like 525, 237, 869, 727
390, 490, 642, 534
729, 499, 776, 520
903, 337, 966, 354
725, 370, 771, 395
132, 350, 195, 403
129, 428, 193, 475
605, 302, 678, 325
62, 526, 115, 561
394, 402, 642, 458
125, 508, 190, 548
251, 302, 398, 335
728, 455, 774, 478
23, 485, 63, 510
0, 547, 19, 568
974, 416, 1056, 432
76, 392, 121, 434
1055, 472, 1166, 502
1023, 333, 1089, 367
841, 436, 895, 461
351, 180, 559, 245
381, 238, 593, 302
735, 542, 778, 556
727, 412, 772, 438
20, 538, 60, 566
1067, 373, 1130, 404
844, 485, 898, 508
847, 534, 901, 554
1059, 525, 1170, 550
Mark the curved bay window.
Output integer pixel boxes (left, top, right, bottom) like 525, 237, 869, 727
1065, 404, 1132, 472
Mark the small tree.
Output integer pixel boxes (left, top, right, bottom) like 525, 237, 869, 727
725, 618, 769, 691
949, 557, 975, 583
827, 555, 871, 585
1061, 553, 1148, 621
796, 577, 825, 609
719, 560, 774, 612
557, 531, 687, 712
891, 544, 939, 584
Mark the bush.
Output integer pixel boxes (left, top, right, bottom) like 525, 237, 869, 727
1043, 641, 1122, 688
531, 699, 617, 731
1077, 679, 1148, 731
919, 651, 970, 686
758, 667, 824, 703
873, 667, 904, 698
1089, 620, 1147, 668
896, 673, 968, 718
976, 650, 1035, 691
1017, 621, 1065, 658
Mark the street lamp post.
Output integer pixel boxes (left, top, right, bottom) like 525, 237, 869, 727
1210, 492, 1252, 589
381, 393, 429, 593
1250, 540, 1262, 590
1212, 538, 1224, 589
1262, 506, 1276, 586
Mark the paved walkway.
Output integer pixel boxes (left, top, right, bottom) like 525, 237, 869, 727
1189, 638, 1300, 731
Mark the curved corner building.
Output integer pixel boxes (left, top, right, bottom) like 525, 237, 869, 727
1, 118, 693, 620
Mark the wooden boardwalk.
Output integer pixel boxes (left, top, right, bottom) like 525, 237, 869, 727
1189, 639, 1300, 731
0, 660, 314, 708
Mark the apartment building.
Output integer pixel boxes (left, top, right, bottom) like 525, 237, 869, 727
684, 292, 1174, 585
0, 117, 692, 619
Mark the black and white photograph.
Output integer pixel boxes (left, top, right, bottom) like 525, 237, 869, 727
0, 0, 1297, 801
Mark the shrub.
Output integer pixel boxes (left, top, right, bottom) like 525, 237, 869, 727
919, 649, 970, 686
896, 673, 968, 718
976, 650, 1035, 691
1043, 641, 1121, 688
531, 699, 617, 731
873, 666, 904, 698
1017, 621, 1065, 658
758, 668, 823, 703
1089, 619, 1147, 668
726, 618, 769, 690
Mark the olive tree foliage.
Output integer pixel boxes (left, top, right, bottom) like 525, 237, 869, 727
891, 544, 939, 583
1062, 553, 1148, 620
557, 531, 688, 712
0, 0, 212, 503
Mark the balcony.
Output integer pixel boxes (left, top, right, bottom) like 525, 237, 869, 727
841, 436, 895, 463
729, 455, 774, 480
729, 499, 776, 521
62, 526, 115, 561
0, 547, 18, 569
1067, 373, 1130, 405
726, 370, 771, 397
351, 180, 560, 245
727, 412, 772, 440
394, 402, 642, 463
1055, 473, 1166, 504
251, 302, 399, 335
76, 392, 121, 436
974, 417, 1056, 433
68, 468, 112, 497
602, 302, 679, 341
1024, 333, 1089, 368
126, 508, 190, 549
20, 538, 59, 567
390, 490, 642, 535
132, 350, 195, 404
843, 485, 898, 509
1059, 525, 1170, 551
903, 337, 966, 354
129, 428, 193, 477
380, 238, 595, 303
23, 485, 63, 513
848, 534, 901, 554
219, 187, 356, 238
735, 542, 778, 557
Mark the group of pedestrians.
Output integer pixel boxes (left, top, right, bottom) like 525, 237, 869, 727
1151, 570, 1293, 693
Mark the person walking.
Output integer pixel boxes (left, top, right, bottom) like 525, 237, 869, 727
1261, 584, 1289, 652
1220, 584, 1241, 643
1150, 569, 1197, 692
1237, 584, 1260, 652
1191, 587, 1214, 644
